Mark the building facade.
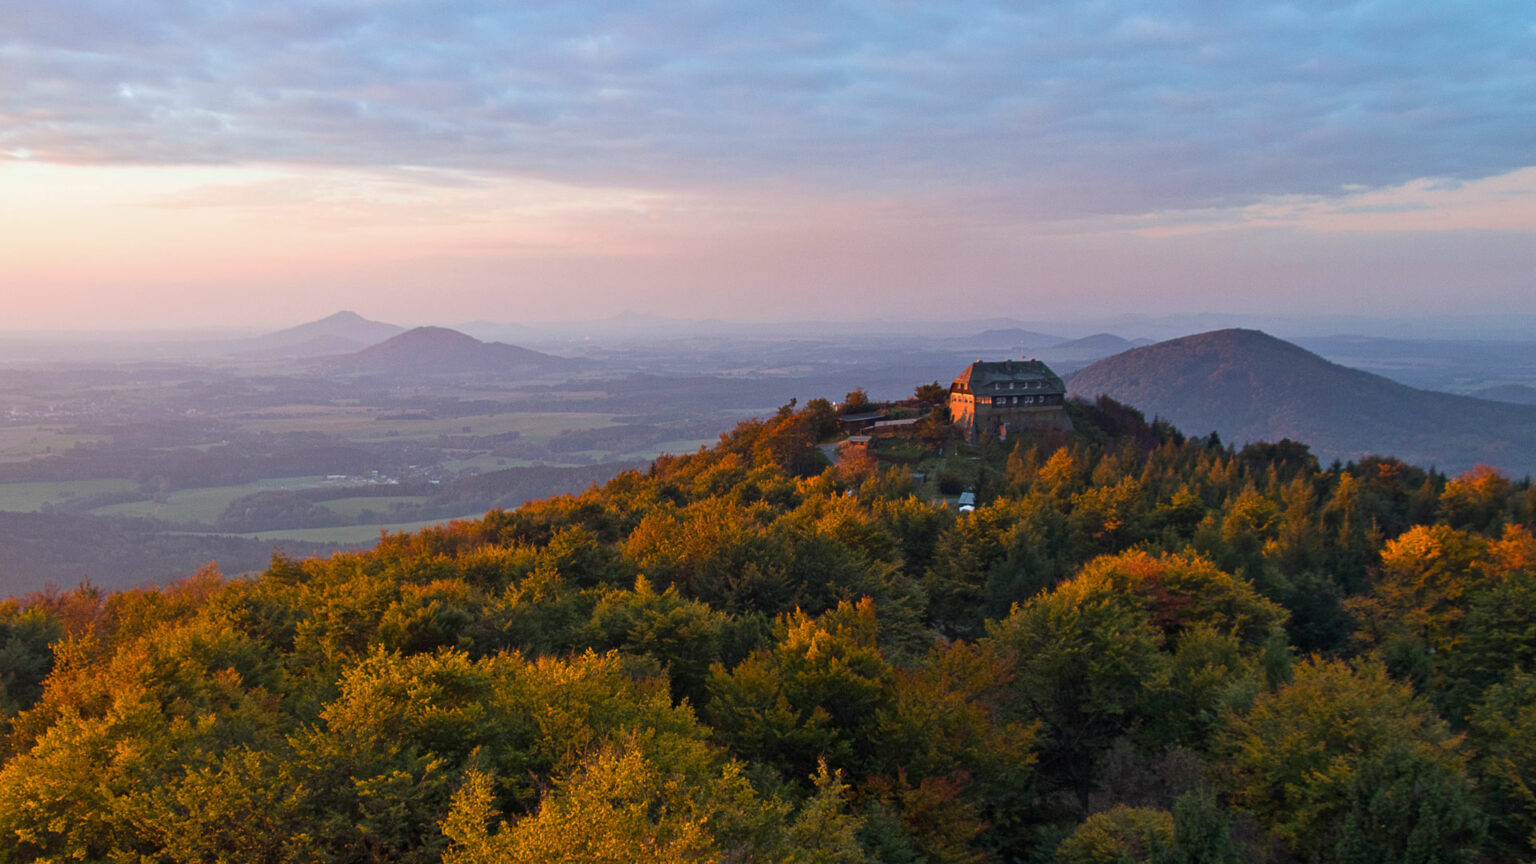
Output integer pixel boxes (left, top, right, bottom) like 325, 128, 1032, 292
949, 358, 1073, 440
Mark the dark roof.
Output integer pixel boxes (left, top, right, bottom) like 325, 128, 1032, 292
951, 359, 1065, 393
838, 410, 886, 423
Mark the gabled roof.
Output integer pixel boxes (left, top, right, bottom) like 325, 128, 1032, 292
951, 359, 1065, 392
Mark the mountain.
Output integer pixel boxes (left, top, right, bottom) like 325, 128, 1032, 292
1051, 333, 1131, 353
959, 328, 1066, 350
1034, 333, 1155, 369
325, 326, 574, 376
244, 311, 405, 357
1066, 328, 1536, 475
948, 331, 1159, 373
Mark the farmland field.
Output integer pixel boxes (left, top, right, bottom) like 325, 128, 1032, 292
0, 344, 802, 594
234, 407, 623, 445
198, 515, 488, 544
0, 426, 109, 462
90, 476, 332, 523
0, 478, 139, 511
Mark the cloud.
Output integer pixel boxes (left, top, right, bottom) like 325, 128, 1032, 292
1106, 166, 1536, 237
1, 1, 1533, 219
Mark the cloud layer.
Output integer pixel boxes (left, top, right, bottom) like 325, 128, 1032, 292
5, 1, 1533, 216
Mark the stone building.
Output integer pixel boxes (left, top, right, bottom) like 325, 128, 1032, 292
949, 358, 1073, 440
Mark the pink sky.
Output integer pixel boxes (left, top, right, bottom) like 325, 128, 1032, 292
3, 2, 1533, 331
2, 161, 1532, 331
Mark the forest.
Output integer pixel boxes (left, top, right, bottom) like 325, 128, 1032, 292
1, 390, 1533, 863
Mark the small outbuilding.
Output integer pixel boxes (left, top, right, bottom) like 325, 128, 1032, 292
837, 410, 886, 434
869, 417, 923, 437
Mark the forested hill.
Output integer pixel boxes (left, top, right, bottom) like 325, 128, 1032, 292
2, 392, 1534, 862
1067, 327, 1536, 475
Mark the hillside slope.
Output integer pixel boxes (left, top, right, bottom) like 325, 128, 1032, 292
1066, 328, 1536, 474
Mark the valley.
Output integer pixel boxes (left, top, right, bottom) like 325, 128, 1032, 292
4, 312, 1536, 596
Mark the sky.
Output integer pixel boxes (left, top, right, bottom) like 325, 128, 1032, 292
1, 1, 1533, 331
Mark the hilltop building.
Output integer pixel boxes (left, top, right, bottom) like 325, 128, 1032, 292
949, 358, 1073, 440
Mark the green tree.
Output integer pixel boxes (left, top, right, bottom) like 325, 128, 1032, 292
586, 575, 730, 706
1166, 787, 1242, 864
778, 762, 871, 864
1056, 805, 1174, 864
1348, 524, 1491, 696
1438, 526, 1536, 717
989, 549, 1285, 814
914, 381, 948, 405
1334, 741, 1485, 864
706, 599, 894, 781
1220, 658, 1477, 863
0, 604, 62, 717
1467, 670, 1536, 859
987, 573, 1164, 812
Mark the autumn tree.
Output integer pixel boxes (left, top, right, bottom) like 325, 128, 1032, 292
840, 388, 872, 415
1056, 805, 1174, 864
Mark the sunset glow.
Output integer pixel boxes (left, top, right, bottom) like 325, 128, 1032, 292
2, 2, 1533, 329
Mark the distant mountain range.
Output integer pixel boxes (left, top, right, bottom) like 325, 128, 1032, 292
963, 328, 1067, 351
1038, 333, 1154, 365
243, 311, 405, 357
324, 326, 575, 376
1066, 328, 1536, 476
950, 329, 1155, 372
